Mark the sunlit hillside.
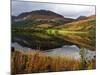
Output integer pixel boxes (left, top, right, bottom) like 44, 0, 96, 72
56, 15, 96, 32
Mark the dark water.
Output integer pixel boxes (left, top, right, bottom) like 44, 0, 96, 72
12, 32, 76, 50
12, 31, 95, 51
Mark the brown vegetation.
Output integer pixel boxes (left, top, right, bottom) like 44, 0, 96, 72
11, 50, 95, 74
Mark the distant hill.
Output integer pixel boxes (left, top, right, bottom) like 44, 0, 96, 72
76, 16, 87, 20
12, 10, 74, 22
12, 10, 75, 28
16, 10, 63, 19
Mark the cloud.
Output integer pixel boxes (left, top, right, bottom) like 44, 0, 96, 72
12, 1, 95, 18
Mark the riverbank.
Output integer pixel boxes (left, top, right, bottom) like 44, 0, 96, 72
11, 49, 96, 74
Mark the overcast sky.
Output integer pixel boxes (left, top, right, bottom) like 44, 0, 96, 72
12, 1, 95, 19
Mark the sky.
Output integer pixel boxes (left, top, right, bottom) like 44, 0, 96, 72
12, 1, 95, 19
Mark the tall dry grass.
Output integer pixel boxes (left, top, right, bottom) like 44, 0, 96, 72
11, 50, 95, 74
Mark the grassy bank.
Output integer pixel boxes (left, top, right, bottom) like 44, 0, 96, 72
11, 50, 95, 74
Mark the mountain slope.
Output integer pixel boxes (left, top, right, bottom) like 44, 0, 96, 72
12, 10, 67, 22
56, 15, 96, 32
12, 10, 74, 28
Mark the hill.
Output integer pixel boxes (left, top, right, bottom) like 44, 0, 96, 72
76, 16, 87, 21
12, 10, 74, 28
56, 15, 96, 32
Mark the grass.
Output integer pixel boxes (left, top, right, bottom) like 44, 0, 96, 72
11, 50, 96, 74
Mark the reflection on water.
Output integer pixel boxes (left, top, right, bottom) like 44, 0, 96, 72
12, 42, 95, 60
58, 32, 95, 51
45, 45, 81, 60
11, 42, 32, 51
12, 42, 80, 59
12, 31, 95, 51
12, 32, 74, 50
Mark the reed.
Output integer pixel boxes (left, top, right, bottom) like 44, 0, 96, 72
11, 50, 95, 74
